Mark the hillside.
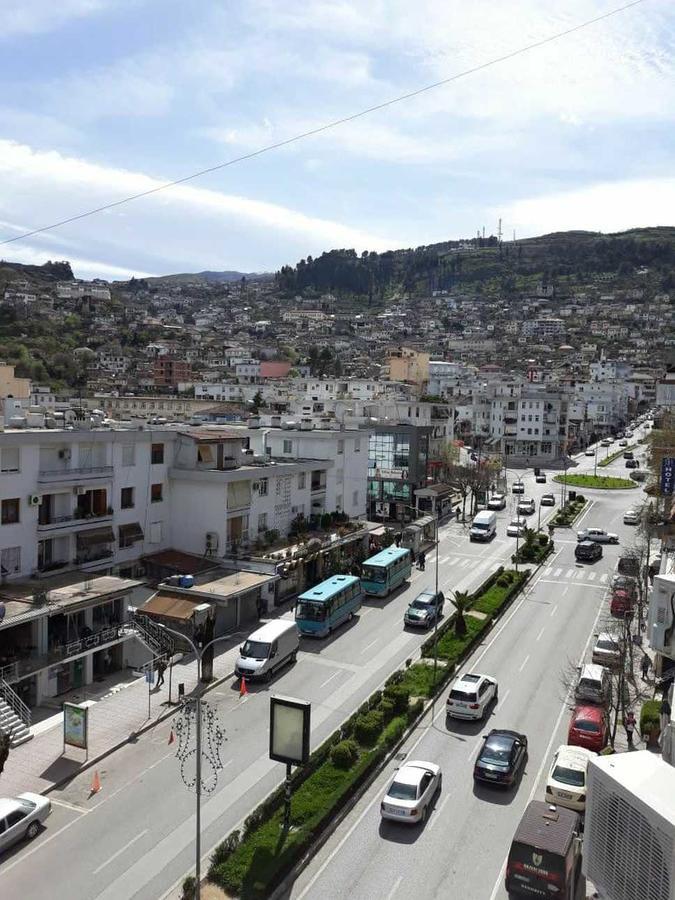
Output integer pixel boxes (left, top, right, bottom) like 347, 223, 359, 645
275, 227, 675, 301
144, 269, 272, 285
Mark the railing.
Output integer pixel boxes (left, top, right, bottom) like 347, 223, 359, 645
0, 676, 32, 727
38, 509, 113, 531
128, 612, 176, 658
37, 466, 113, 483
75, 548, 115, 566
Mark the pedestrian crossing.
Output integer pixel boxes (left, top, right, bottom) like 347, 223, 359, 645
537, 564, 609, 589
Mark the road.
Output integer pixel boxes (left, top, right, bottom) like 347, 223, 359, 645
0, 426, 650, 900
287, 429, 652, 900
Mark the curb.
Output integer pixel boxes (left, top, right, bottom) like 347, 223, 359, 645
43, 665, 237, 796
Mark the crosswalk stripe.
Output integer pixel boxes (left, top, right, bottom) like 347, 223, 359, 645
565, 568, 575, 578
554, 568, 563, 578
543, 567, 553, 577
600, 574, 608, 583
587, 572, 596, 581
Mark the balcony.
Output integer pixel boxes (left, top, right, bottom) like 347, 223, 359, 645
75, 548, 115, 568
38, 466, 113, 484
37, 509, 113, 533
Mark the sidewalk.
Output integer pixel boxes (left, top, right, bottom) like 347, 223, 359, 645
1, 636, 246, 798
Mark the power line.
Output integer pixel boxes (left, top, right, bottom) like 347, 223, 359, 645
1, 0, 647, 247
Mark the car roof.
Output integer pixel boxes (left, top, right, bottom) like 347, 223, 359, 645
579, 663, 607, 680
597, 632, 619, 642
456, 672, 486, 686
486, 729, 522, 747
578, 540, 597, 548
413, 591, 435, 602
572, 704, 604, 722
512, 801, 579, 854
0, 797, 21, 817
554, 745, 596, 768
394, 762, 433, 785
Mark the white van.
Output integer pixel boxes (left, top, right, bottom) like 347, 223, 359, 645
469, 510, 497, 542
235, 620, 299, 682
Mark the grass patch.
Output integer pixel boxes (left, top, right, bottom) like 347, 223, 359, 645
599, 443, 638, 467
473, 570, 526, 615
433, 616, 486, 662
398, 662, 445, 697
553, 474, 636, 490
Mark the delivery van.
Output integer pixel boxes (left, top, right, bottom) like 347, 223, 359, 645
505, 800, 583, 899
235, 620, 299, 682
469, 510, 498, 542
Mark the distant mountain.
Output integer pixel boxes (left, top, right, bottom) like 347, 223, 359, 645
144, 269, 273, 285
0, 259, 74, 286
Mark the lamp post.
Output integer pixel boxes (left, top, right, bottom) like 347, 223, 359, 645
593, 440, 599, 478
158, 624, 229, 900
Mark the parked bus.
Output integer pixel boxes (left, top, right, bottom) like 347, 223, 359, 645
401, 515, 437, 557
361, 546, 412, 597
294, 574, 363, 638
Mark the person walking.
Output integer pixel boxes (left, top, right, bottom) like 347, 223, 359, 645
156, 657, 167, 688
641, 652, 651, 681
660, 696, 672, 739
624, 710, 636, 748
417, 550, 426, 571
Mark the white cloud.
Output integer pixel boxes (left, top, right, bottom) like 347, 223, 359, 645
500, 177, 675, 236
2, 0, 122, 38
1, 240, 154, 281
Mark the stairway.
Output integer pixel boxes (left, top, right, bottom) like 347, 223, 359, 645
0, 696, 32, 747
123, 610, 176, 662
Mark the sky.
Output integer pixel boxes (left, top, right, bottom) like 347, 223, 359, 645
1, 0, 674, 280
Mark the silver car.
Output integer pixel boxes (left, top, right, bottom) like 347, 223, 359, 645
0, 793, 51, 852
380, 761, 442, 825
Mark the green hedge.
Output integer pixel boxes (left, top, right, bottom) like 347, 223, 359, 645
599, 443, 638, 467
553, 474, 636, 490
552, 497, 587, 526
640, 699, 661, 737
512, 536, 553, 565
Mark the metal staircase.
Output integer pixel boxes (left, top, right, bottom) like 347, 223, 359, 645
123, 611, 176, 660
0, 678, 33, 747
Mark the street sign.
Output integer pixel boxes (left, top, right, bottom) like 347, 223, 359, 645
661, 457, 675, 495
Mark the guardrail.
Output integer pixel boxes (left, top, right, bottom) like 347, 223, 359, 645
0, 676, 31, 727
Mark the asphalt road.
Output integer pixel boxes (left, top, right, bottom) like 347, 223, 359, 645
0, 425, 651, 900
287, 428, 652, 900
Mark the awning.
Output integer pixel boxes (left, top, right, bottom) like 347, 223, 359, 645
118, 523, 144, 543
140, 592, 201, 621
76, 526, 115, 548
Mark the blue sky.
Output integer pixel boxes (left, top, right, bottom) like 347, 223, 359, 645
1, 0, 674, 279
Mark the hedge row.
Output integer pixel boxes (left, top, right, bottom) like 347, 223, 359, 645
599, 443, 638, 467
512, 534, 553, 565
552, 496, 587, 527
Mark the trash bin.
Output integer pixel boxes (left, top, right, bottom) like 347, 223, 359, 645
569, 490, 577, 502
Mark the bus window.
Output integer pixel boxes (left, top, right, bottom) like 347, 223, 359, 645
362, 564, 385, 583
296, 601, 326, 621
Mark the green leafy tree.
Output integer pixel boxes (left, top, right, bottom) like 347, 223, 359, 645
452, 590, 471, 637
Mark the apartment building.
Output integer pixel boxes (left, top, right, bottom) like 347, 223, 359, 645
153, 357, 193, 388
383, 347, 430, 386
367, 423, 431, 522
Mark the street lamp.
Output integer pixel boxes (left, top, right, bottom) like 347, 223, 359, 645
158, 624, 230, 900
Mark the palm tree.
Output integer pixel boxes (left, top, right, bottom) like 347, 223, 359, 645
452, 590, 471, 637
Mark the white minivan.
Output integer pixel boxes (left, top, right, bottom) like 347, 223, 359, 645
235, 620, 299, 682
469, 510, 497, 542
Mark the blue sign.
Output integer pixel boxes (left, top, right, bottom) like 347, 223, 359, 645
661, 457, 675, 495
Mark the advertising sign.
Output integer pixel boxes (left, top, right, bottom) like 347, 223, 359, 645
269, 695, 310, 766
661, 457, 675, 496
63, 702, 88, 750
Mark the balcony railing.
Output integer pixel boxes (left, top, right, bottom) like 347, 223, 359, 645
75, 548, 114, 567
37, 466, 113, 484
37, 509, 113, 532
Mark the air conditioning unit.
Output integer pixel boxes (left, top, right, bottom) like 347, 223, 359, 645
205, 531, 219, 551
648, 573, 675, 657
28, 494, 41, 506
74, 486, 87, 496
583, 753, 675, 900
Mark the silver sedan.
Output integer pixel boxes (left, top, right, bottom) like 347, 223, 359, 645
380, 761, 442, 825
0, 792, 51, 853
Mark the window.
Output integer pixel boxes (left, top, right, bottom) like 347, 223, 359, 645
258, 512, 267, 532
337, 469, 344, 484
298, 472, 306, 490
258, 478, 268, 496
354, 438, 361, 453
1, 498, 20, 524
337, 439, 344, 455
151, 443, 164, 464
151, 483, 163, 503
122, 444, 135, 467
0, 447, 20, 473
6, 809, 27, 828
0, 544, 20, 578
121, 487, 134, 509
352, 490, 359, 506
283, 440, 292, 454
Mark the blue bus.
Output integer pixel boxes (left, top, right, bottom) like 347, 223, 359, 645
294, 574, 363, 638
361, 546, 412, 597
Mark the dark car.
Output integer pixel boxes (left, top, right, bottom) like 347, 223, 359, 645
625, 459, 639, 469
575, 540, 602, 562
474, 729, 528, 787
404, 590, 444, 629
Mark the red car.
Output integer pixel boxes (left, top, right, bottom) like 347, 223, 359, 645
611, 589, 634, 618
568, 704, 608, 752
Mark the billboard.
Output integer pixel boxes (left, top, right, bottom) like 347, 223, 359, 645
63, 702, 88, 750
661, 457, 675, 496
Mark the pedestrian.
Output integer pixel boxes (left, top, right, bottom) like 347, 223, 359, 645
660, 696, 672, 737
257, 596, 264, 619
418, 550, 426, 571
156, 657, 167, 688
624, 710, 636, 748
641, 652, 651, 680
394, 532, 402, 548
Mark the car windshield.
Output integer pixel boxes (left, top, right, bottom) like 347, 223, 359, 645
481, 740, 512, 765
552, 764, 585, 787
450, 689, 477, 702
473, 522, 489, 530
362, 565, 386, 583
241, 640, 271, 658
295, 601, 326, 622
387, 780, 418, 801
411, 598, 432, 610
574, 719, 600, 733
16, 798, 37, 812
597, 639, 618, 652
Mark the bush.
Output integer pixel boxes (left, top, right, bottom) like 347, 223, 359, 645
379, 697, 396, 721
368, 690, 382, 709
382, 716, 407, 748
407, 698, 424, 724
354, 710, 385, 746
330, 739, 359, 770
383, 683, 411, 713
538, 533, 548, 545
385, 669, 404, 687
181, 876, 196, 900
640, 700, 661, 737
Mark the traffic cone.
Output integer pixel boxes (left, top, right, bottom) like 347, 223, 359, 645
90, 770, 101, 794
239, 676, 248, 698
168, 728, 175, 745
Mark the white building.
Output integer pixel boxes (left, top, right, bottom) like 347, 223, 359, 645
656, 371, 675, 409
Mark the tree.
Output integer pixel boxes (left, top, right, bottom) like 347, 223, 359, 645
443, 463, 475, 522
251, 391, 265, 412
452, 590, 471, 636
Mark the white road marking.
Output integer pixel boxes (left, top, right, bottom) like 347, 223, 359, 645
93, 829, 148, 875
600, 573, 608, 583
499, 688, 511, 707
550, 604, 558, 617
543, 567, 552, 576
467, 736, 485, 761
587, 572, 596, 581
538, 580, 604, 590
565, 568, 575, 578
385, 875, 403, 900
49, 798, 90, 815
536, 627, 546, 642
320, 671, 341, 689
553, 568, 563, 578
439, 556, 451, 565
518, 654, 530, 672
361, 639, 379, 654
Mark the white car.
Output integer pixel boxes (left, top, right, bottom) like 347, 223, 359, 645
487, 493, 506, 510
506, 516, 527, 537
623, 509, 640, 525
591, 632, 622, 668
585, 448, 596, 456
545, 745, 596, 812
446, 672, 498, 720
0, 793, 51, 852
600, 439, 612, 447
380, 761, 442, 824
511, 481, 525, 494
619, 439, 628, 447
517, 497, 535, 515
576, 527, 619, 544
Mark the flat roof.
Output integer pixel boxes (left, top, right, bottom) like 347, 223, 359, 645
363, 546, 411, 567
190, 570, 276, 599
512, 800, 578, 855
298, 575, 360, 602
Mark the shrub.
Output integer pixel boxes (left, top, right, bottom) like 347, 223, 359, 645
497, 574, 511, 587
354, 710, 385, 746
208, 830, 240, 876
640, 699, 661, 737
368, 690, 382, 709
538, 533, 548, 545
407, 698, 424, 724
330, 739, 359, 770
383, 683, 411, 713
382, 716, 407, 748
385, 669, 404, 687
379, 697, 396, 721
181, 876, 196, 900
